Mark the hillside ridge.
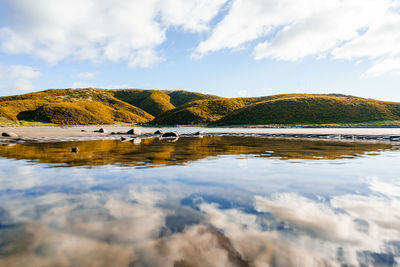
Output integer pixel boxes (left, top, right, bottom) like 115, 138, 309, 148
1, 88, 399, 126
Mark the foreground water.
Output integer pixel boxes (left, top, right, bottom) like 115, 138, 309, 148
0, 136, 399, 266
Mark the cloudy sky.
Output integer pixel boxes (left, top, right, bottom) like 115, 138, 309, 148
0, 0, 400, 100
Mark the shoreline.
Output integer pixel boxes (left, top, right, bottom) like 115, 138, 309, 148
1, 126, 400, 144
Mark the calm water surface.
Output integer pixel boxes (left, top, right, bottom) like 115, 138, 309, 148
0, 136, 400, 266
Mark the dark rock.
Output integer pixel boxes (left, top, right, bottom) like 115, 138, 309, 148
121, 136, 128, 141
193, 131, 202, 136
94, 128, 107, 133
154, 130, 164, 135
162, 131, 179, 138
110, 132, 116, 135
127, 128, 141, 135
71, 147, 79, 152
81, 130, 86, 132
1, 132, 18, 138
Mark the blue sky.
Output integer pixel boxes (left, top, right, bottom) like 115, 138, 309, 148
1, 0, 400, 101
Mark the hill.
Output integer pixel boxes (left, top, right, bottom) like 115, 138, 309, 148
150, 98, 246, 125
111, 89, 220, 116
1, 89, 400, 126
0, 88, 154, 125
215, 94, 400, 125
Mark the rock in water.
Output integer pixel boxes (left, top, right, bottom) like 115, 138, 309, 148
193, 131, 202, 136
71, 147, 79, 152
1, 132, 18, 138
98, 128, 107, 133
161, 131, 179, 138
127, 128, 141, 135
154, 130, 164, 135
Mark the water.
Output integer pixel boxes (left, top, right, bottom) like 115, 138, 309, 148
0, 136, 399, 266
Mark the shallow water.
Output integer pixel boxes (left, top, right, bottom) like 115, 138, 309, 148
0, 136, 400, 266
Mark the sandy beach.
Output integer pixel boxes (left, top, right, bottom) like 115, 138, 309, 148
1, 126, 400, 143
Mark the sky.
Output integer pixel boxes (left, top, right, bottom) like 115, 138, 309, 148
0, 0, 400, 101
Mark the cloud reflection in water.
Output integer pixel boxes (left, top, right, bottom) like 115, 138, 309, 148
0, 137, 399, 266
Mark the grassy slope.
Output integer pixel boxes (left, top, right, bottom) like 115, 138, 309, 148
166, 90, 221, 107
151, 98, 246, 125
215, 94, 400, 125
0, 88, 154, 125
112, 89, 175, 116
1, 89, 400, 126
151, 93, 400, 126
112, 89, 220, 116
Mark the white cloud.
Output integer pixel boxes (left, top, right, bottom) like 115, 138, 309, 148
0, 0, 227, 68
2, 0, 400, 77
0, 64, 41, 92
255, 194, 366, 244
160, 0, 228, 33
194, 0, 400, 76
364, 58, 400, 77
73, 72, 94, 79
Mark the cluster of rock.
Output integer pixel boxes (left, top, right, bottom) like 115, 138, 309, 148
93, 127, 182, 138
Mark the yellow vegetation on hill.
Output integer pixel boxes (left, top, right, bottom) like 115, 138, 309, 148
0, 88, 153, 125
151, 98, 246, 125
112, 89, 221, 116
112, 89, 175, 116
166, 90, 221, 107
215, 94, 400, 125
1, 89, 400, 125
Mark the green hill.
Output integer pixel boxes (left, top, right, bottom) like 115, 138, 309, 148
151, 98, 246, 125
215, 94, 400, 125
166, 90, 221, 107
112, 89, 175, 116
112, 89, 220, 116
1, 89, 400, 126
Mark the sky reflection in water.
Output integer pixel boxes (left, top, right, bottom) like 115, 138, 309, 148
0, 136, 400, 266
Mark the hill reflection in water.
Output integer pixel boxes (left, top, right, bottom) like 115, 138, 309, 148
0, 136, 394, 167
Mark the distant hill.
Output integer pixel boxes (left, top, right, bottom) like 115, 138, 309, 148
1, 88, 400, 125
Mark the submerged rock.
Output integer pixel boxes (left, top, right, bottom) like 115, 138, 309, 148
154, 130, 164, 135
127, 128, 141, 135
162, 131, 179, 138
121, 136, 133, 142
1, 132, 18, 138
71, 147, 79, 152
